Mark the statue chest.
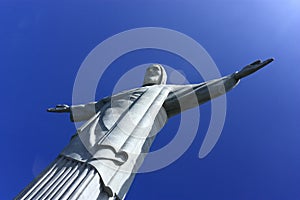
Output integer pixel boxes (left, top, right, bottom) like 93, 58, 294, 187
101, 88, 147, 130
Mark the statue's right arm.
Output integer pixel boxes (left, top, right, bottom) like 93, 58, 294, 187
47, 104, 71, 113
47, 103, 97, 122
68, 102, 99, 122
47, 97, 109, 122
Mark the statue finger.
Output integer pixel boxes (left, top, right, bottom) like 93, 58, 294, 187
47, 108, 57, 112
261, 58, 274, 66
250, 59, 262, 66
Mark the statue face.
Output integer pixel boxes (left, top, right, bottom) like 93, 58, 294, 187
143, 64, 163, 85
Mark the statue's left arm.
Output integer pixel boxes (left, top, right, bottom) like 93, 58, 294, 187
163, 58, 274, 117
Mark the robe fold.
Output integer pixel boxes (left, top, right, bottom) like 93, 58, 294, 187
61, 85, 170, 199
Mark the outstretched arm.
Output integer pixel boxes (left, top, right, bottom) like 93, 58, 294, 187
47, 104, 70, 113
47, 97, 110, 122
47, 102, 98, 122
164, 58, 274, 117
47, 102, 97, 122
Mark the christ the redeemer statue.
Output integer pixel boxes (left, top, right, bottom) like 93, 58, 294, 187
16, 58, 273, 200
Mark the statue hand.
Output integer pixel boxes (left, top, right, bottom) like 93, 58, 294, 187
47, 104, 70, 113
234, 58, 274, 80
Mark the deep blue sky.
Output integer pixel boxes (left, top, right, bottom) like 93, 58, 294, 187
1, 1, 300, 199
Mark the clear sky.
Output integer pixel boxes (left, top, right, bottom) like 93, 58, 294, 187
1, 0, 300, 199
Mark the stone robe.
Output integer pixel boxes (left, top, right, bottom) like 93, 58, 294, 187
60, 74, 239, 199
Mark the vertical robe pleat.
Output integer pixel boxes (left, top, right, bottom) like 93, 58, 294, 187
15, 156, 114, 200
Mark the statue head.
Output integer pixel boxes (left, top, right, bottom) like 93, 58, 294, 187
143, 64, 167, 86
